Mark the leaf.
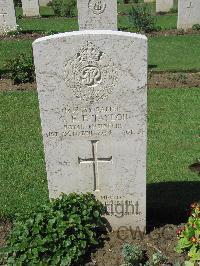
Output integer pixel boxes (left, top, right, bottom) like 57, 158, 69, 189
188, 245, 197, 257
177, 237, 192, 249
184, 261, 195, 266
94, 211, 99, 218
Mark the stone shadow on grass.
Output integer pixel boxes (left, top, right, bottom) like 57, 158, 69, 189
147, 181, 200, 230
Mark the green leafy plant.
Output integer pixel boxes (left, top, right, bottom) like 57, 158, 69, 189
6, 53, 35, 84
0, 193, 107, 265
175, 202, 200, 263
122, 243, 145, 266
169, 7, 178, 13
192, 24, 200, 31
52, 0, 76, 17
129, 6, 159, 33
151, 251, 168, 265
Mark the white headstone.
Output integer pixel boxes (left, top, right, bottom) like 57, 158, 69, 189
77, 0, 117, 30
33, 31, 147, 230
0, 0, 17, 34
21, 0, 40, 17
39, 0, 51, 6
177, 0, 200, 30
156, 0, 173, 12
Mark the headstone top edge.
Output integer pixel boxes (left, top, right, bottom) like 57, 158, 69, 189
32, 30, 147, 46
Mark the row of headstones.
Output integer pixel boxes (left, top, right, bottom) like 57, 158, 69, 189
145, 0, 200, 30
1, 0, 200, 34
21, 0, 51, 16
0, 0, 45, 34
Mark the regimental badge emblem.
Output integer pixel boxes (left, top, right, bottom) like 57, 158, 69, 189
88, 0, 106, 15
65, 42, 117, 103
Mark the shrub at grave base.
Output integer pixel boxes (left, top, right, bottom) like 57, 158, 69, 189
129, 6, 160, 33
0, 193, 107, 265
151, 251, 168, 265
169, 7, 178, 14
192, 24, 200, 31
122, 244, 169, 266
6, 53, 35, 84
122, 244, 145, 265
175, 202, 200, 263
52, 0, 76, 17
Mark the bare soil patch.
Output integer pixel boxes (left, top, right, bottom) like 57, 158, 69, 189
0, 219, 12, 248
147, 29, 200, 37
0, 72, 200, 92
0, 28, 199, 41
86, 225, 186, 265
148, 72, 200, 89
0, 32, 46, 41
0, 79, 36, 91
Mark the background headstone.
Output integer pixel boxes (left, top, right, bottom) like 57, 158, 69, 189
0, 0, 17, 34
39, 0, 51, 6
77, 0, 117, 30
144, 0, 154, 2
22, 0, 40, 17
33, 31, 147, 230
177, 0, 200, 30
156, 0, 173, 12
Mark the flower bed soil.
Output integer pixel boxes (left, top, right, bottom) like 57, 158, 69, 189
0, 221, 187, 265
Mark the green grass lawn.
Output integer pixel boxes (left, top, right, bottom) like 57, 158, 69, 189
156, 13, 177, 29
18, 17, 78, 33
15, 6, 55, 17
1, 35, 200, 73
148, 35, 200, 71
0, 89, 200, 224
118, 2, 155, 14
148, 88, 200, 225
15, 10, 177, 33
0, 40, 32, 75
118, 13, 177, 30
3, 4, 198, 74
0, 91, 48, 218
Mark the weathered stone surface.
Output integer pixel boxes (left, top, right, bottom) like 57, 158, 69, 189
156, 0, 173, 12
33, 30, 147, 230
177, 0, 200, 30
0, 0, 17, 34
21, 0, 40, 17
77, 0, 117, 30
39, 0, 51, 6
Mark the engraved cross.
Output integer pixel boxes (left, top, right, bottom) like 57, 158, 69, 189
0, 8, 7, 23
187, 1, 193, 8
78, 140, 112, 192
